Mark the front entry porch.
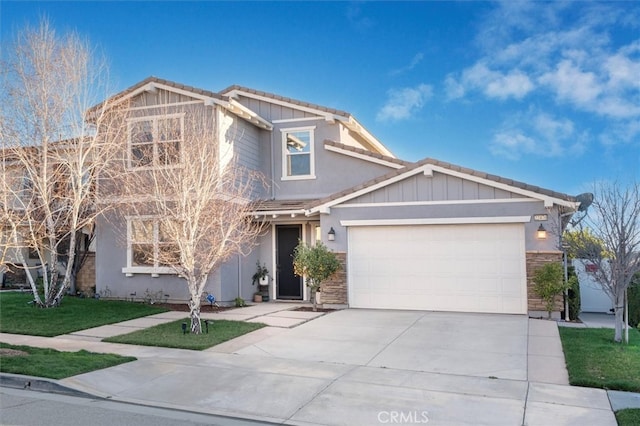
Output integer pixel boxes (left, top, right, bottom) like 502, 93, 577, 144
275, 224, 303, 300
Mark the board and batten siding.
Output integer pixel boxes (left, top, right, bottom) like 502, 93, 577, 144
131, 88, 198, 109
348, 172, 522, 204
217, 108, 267, 198
241, 96, 318, 122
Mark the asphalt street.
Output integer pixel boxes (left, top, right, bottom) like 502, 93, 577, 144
0, 387, 274, 426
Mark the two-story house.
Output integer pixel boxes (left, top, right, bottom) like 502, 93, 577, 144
95, 77, 581, 316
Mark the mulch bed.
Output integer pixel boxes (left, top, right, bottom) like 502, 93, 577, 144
156, 303, 236, 313
0, 348, 28, 357
292, 306, 336, 313
160, 303, 336, 313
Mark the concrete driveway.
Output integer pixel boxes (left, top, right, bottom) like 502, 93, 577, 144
238, 309, 528, 380
51, 308, 615, 425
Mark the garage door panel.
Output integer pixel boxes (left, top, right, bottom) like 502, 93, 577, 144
348, 224, 527, 314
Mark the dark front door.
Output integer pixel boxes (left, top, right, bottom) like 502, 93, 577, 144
276, 225, 302, 299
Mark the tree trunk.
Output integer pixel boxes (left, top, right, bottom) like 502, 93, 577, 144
187, 276, 205, 334
312, 289, 317, 312
614, 292, 625, 343
188, 297, 202, 334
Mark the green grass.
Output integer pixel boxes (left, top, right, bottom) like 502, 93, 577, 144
0, 342, 136, 379
559, 327, 640, 392
616, 409, 640, 426
104, 318, 266, 350
0, 292, 168, 336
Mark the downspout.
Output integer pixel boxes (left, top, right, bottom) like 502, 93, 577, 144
559, 208, 575, 321
270, 127, 276, 200
238, 254, 242, 300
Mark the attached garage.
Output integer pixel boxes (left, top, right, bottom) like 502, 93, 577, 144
348, 222, 528, 314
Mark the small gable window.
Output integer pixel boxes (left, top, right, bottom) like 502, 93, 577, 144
281, 127, 315, 180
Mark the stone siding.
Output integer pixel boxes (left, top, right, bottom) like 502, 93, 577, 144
320, 252, 347, 304
526, 251, 564, 312
76, 252, 96, 294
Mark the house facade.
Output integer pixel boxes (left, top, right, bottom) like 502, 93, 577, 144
95, 77, 580, 316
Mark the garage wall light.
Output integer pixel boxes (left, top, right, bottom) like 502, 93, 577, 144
536, 224, 547, 240
328, 227, 336, 241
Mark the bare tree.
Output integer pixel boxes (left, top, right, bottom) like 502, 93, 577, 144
115, 106, 265, 333
568, 181, 640, 343
0, 18, 127, 306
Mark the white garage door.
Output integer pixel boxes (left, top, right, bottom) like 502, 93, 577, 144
348, 223, 527, 314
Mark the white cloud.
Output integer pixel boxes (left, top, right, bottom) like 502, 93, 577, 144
445, 2, 640, 126
376, 84, 433, 122
451, 63, 534, 100
490, 131, 537, 160
444, 74, 465, 100
390, 52, 424, 76
486, 69, 534, 99
490, 111, 587, 160
539, 60, 601, 105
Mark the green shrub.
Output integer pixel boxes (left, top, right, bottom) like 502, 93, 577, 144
293, 241, 341, 311
533, 262, 567, 319
568, 276, 581, 321
629, 273, 640, 329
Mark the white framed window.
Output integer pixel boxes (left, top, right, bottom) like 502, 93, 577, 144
281, 126, 315, 180
128, 114, 184, 168
122, 217, 177, 276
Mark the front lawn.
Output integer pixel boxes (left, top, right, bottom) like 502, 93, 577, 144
0, 292, 168, 336
559, 327, 640, 392
103, 318, 266, 350
0, 342, 136, 379
616, 409, 640, 426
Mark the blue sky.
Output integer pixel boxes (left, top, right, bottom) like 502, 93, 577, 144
2, 1, 638, 196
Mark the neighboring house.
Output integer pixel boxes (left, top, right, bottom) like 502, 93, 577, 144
573, 259, 614, 314
95, 76, 582, 316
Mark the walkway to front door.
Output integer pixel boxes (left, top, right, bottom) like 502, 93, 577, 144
276, 225, 302, 300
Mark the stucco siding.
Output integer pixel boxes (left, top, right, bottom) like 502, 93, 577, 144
271, 123, 397, 199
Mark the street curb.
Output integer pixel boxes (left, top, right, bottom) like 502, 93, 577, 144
0, 373, 98, 399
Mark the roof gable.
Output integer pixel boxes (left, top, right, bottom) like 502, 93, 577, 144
92, 77, 272, 130
309, 157, 578, 213
221, 85, 394, 158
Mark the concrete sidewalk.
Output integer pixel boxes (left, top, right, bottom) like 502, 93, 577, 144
0, 309, 631, 425
58, 303, 324, 343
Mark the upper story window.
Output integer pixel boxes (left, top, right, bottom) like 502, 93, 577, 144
281, 126, 315, 180
128, 114, 183, 168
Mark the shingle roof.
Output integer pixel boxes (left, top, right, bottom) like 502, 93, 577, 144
124, 76, 224, 101
253, 199, 320, 212
324, 140, 410, 167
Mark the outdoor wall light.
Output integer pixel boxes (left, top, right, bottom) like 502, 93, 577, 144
536, 224, 547, 240
328, 227, 336, 241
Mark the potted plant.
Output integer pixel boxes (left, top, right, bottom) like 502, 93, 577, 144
293, 241, 341, 312
252, 262, 269, 286
253, 292, 263, 303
